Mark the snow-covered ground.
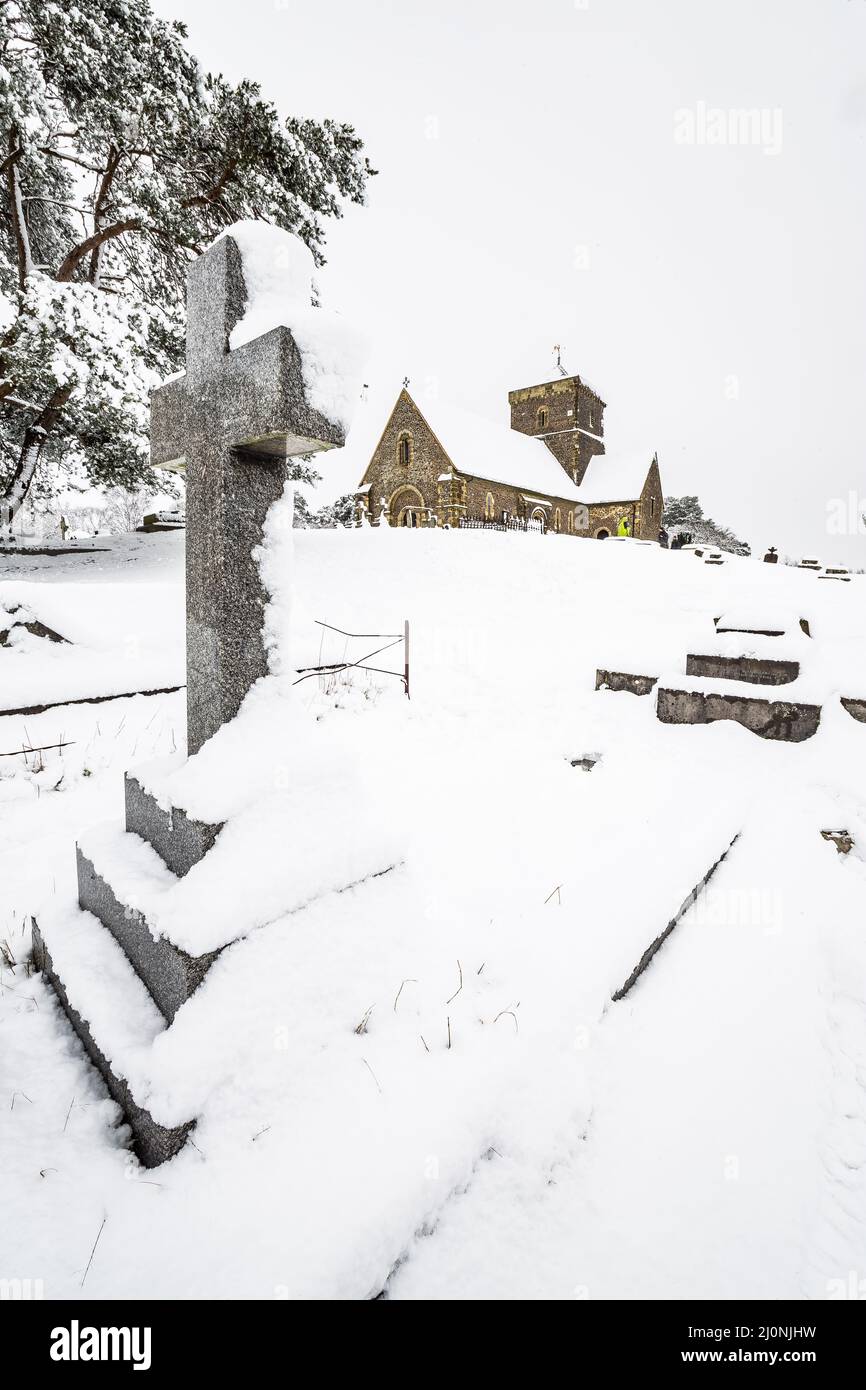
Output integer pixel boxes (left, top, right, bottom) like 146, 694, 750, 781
2, 527, 865, 1299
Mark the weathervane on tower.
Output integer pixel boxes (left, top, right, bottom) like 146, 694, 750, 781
552, 344, 568, 377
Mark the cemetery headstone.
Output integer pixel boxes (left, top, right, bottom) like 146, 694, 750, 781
150, 234, 345, 752
33, 231, 352, 1165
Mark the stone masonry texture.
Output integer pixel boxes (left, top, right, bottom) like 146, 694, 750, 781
356, 380, 663, 540
76, 848, 221, 1023
150, 235, 345, 754
656, 687, 821, 742
124, 773, 222, 879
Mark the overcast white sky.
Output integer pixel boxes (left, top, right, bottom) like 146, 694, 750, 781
155, 0, 866, 561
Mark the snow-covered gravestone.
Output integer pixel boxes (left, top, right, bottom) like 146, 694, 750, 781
150, 226, 352, 753
31, 226, 365, 1168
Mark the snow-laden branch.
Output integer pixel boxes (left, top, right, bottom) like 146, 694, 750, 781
39, 147, 106, 174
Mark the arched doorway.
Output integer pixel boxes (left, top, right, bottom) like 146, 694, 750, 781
389, 485, 425, 528
530, 507, 547, 532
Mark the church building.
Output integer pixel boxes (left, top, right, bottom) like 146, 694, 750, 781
354, 372, 663, 538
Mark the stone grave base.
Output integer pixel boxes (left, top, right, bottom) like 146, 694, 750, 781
820, 829, 854, 856
76, 847, 220, 1025
32, 919, 193, 1168
595, 670, 658, 696
0, 608, 69, 646
124, 773, 221, 878
35, 759, 226, 1166
612, 833, 739, 999
656, 687, 821, 742
685, 654, 799, 686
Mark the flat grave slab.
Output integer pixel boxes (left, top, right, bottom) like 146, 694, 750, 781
595, 669, 658, 696
685, 654, 799, 686
656, 684, 821, 742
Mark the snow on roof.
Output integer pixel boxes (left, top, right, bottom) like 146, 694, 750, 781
340, 385, 650, 506
515, 372, 606, 401
576, 373, 605, 400
416, 397, 587, 501
574, 453, 654, 504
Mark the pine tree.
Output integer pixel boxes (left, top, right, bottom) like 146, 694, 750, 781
0, 0, 374, 531
292, 491, 357, 529
663, 495, 750, 555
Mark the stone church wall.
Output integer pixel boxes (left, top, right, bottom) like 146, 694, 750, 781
357, 387, 661, 542
359, 390, 451, 523
508, 377, 607, 484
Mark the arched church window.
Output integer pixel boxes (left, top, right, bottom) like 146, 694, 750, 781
397, 431, 413, 467
554, 507, 562, 532
537, 407, 548, 430
484, 491, 495, 520
567, 510, 574, 533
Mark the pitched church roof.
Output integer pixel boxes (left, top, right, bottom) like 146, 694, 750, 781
412, 396, 586, 501
414, 394, 653, 506
576, 454, 657, 504
354, 386, 652, 506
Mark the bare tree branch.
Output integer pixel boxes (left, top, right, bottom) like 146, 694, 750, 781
182, 157, 239, 209
55, 217, 141, 282
5, 125, 32, 288
0, 145, 22, 177
89, 145, 122, 284
1, 384, 72, 529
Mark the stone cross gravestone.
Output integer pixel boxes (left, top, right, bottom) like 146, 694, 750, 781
33, 233, 356, 1166
150, 234, 345, 752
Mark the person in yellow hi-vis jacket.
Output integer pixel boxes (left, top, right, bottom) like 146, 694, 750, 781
617, 516, 631, 537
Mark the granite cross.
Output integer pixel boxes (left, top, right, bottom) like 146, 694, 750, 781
150, 235, 344, 754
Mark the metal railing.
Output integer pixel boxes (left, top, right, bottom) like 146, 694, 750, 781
459, 515, 545, 533
293, 620, 410, 697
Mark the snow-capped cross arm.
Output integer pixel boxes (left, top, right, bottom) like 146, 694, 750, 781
148, 231, 349, 753
150, 235, 345, 470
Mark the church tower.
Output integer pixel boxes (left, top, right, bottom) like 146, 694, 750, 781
508, 373, 606, 486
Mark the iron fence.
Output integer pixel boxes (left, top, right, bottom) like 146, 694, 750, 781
293, 620, 410, 697
458, 515, 545, 533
